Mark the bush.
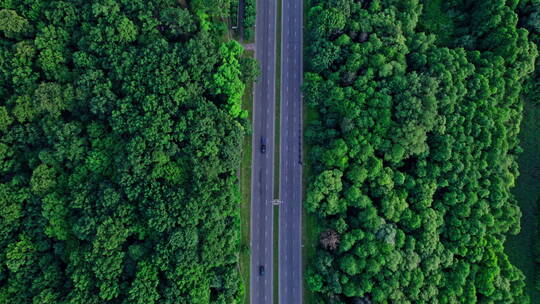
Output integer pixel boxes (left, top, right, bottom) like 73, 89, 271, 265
243, 0, 256, 40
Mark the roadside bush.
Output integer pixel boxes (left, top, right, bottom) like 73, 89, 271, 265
243, 0, 256, 41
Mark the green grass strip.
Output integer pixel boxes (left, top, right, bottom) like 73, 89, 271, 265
274, 0, 282, 200
273, 205, 280, 304
274, 0, 282, 301
302, 105, 319, 303
239, 49, 255, 304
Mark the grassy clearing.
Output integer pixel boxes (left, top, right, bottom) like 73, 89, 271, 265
505, 100, 540, 302
239, 49, 255, 304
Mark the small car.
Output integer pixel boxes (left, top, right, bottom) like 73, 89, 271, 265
261, 137, 267, 153
259, 265, 265, 276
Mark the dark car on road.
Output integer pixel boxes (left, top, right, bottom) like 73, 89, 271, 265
259, 265, 265, 276
261, 137, 267, 153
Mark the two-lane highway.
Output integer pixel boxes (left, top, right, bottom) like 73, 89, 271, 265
279, 0, 304, 303
250, 0, 277, 303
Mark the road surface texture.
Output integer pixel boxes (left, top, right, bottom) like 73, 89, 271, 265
279, 0, 303, 303
250, 0, 277, 303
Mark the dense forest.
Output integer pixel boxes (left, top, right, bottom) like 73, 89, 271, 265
0, 0, 257, 303
304, 0, 538, 303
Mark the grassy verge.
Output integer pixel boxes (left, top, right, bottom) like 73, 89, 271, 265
239, 49, 255, 304
274, 0, 282, 200
302, 1, 319, 303
272, 1, 282, 303
505, 100, 540, 301
302, 105, 319, 303
273, 205, 280, 304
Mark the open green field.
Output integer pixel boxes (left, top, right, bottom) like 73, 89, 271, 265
506, 100, 540, 302
239, 49, 255, 304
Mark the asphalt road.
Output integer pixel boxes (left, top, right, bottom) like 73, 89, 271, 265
250, 0, 277, 303
279, 0, 304, 303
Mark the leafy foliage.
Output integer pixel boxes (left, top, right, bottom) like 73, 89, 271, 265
304, 0, 537, 303
243, 0, 256, 41
0, 0, 255, 303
